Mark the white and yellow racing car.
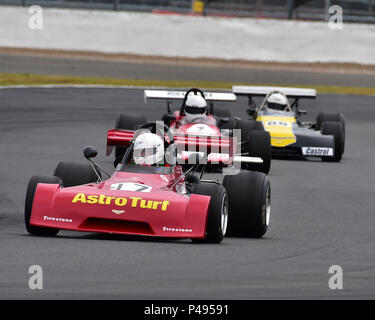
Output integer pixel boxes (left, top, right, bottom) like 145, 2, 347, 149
233, 86, 345, 162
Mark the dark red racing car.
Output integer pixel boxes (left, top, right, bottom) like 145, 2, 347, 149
107, 88, 271, 174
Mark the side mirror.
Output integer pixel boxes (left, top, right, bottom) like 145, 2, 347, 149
162, 113, 176, 125
219, 117, 230, 124
247, 108, 257, 118
83, 146, 98, 159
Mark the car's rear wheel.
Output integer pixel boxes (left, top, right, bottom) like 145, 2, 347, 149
25, 175, 61, 236
192, 183, 228, 243
223, 171, 271, 238
234, 120, 271, 174
321, 121, 344, 162
54, 162, 100, 187
115, 114, 146, 159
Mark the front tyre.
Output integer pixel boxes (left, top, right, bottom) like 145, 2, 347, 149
223, 171, 271, 238
321, 121, 344, 162
192, 183, 228, 243
25, 175, 61, 236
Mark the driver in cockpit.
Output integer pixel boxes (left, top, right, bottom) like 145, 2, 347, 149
265, 92, 288, 112
181, 94, 216, 125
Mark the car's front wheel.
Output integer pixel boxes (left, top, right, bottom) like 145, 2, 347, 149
25, 175, 61, 236
321, 121, 344, 162
192, 183, 228, 243
223, 171, 271, 238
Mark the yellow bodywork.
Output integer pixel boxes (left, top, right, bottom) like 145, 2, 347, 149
257, 115, 297, 147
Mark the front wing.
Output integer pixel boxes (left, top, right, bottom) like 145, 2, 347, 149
30, 183, 211, 239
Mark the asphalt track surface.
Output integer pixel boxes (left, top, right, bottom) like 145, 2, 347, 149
2, 53, 375, 87
0, 87, 374, 299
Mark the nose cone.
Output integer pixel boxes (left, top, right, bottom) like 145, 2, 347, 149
261, 118, 296, 147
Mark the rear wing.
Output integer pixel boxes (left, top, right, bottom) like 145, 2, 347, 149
144, 90, 237, 103
232, 86, 316, 100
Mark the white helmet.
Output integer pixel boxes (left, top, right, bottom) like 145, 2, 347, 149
185, 94, 207, 122
133, 133, 164, 166
267, 93, 288, 111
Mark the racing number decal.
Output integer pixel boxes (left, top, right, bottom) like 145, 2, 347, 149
110, 183, 152, 192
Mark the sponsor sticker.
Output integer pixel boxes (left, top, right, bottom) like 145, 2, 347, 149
72, 193, 170, 212
186, 124, 217, 135
302, 147, 333, 156
265, 120, 291, 127
43, 216, 72, 223
110, 182, 152, 192
162, 227, 192, 233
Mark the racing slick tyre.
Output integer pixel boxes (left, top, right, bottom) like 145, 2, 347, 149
54, 162, 100, 187
321, 121, 344, 162
316, 112, 345, 132
223, 171, 271, 238
316, 112, 345, 151
115, 114, 147, 159
234, 119, 270, 174
247, 131, 271, 174
25, 175, 61, 236
191, 183, 228, 244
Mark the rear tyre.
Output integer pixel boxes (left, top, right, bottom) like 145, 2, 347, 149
54, 162, 100, 187
192, 183, 228, 243
235, 120, 271, 174
223, 171, 271, 238
247, 131, 271, 174
25, 175, 61, 236
115, 114, 146, 159
321, 121, 344, 162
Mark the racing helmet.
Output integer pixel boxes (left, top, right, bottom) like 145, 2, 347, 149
266, 93, 288, 111
185, 94, 207, 122
133, 133, 164, 166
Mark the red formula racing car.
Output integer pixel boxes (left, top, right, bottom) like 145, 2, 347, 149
107, 88, 271, 174
25, 123, 271, 243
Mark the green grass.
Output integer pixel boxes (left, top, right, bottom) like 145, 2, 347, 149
1, 73, 375, 95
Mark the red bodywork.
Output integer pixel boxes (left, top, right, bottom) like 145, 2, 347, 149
30, 168, 210, 238
107, 113, 237, 165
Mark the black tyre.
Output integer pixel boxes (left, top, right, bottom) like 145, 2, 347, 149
115, 114, 146, 159
234, 120, 271, 174
223, 171, 271, 238
192, 183, 228, 243
317, 112, 346, 152
316, 112, 345, 132
321, 121, 344, 162
25, 175, 61, 236
54, 161, 100, 187
246, 131, 271, 174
